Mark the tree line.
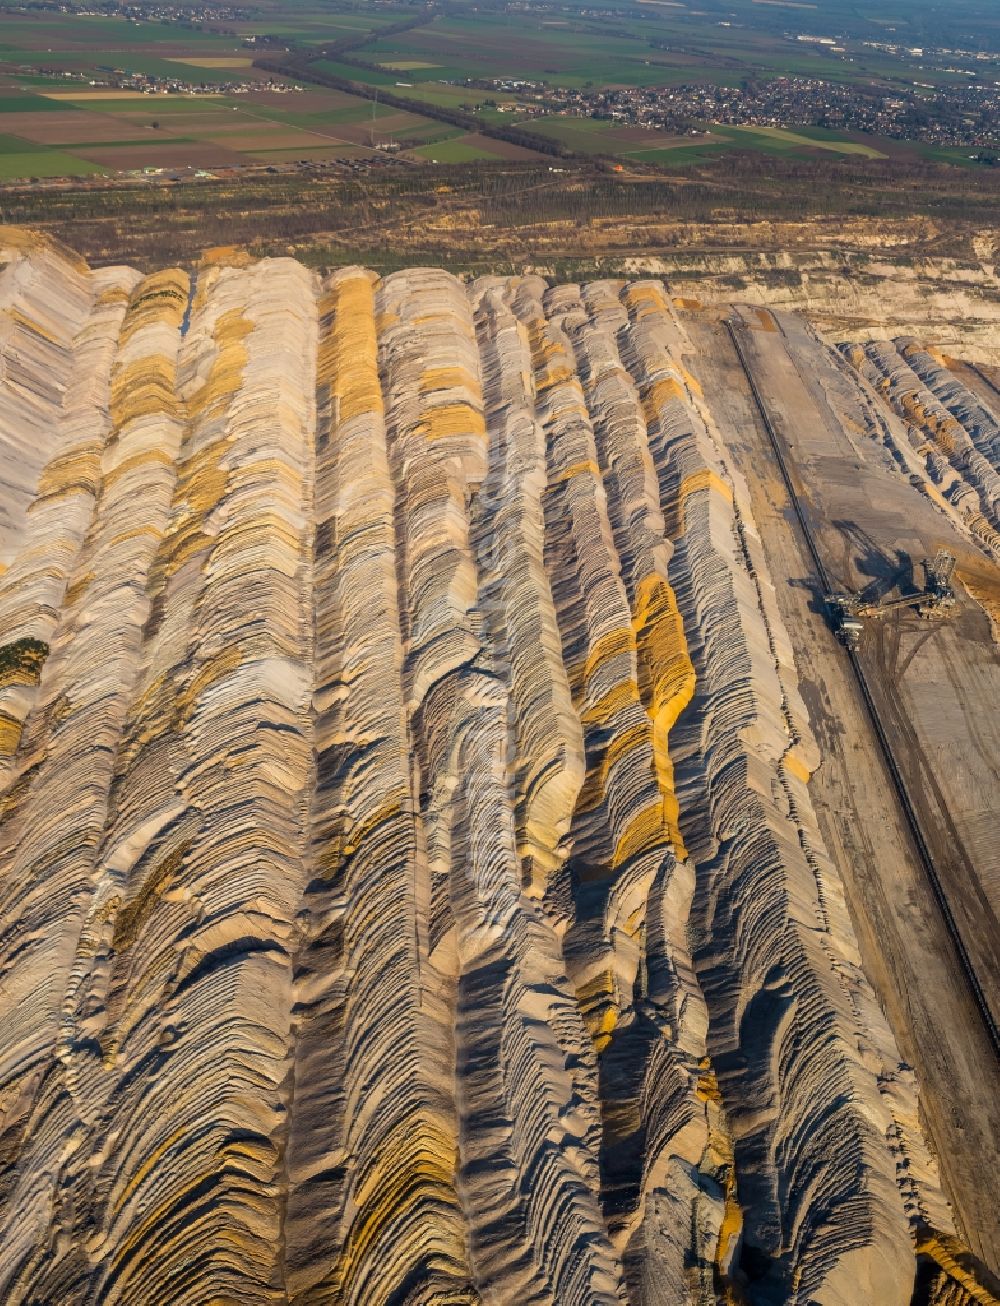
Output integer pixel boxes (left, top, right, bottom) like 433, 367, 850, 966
252, 56, 570, 158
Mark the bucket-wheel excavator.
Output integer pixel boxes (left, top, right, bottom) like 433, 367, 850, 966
826, 550, 958, 649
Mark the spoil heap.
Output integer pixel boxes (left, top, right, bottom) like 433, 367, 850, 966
1, 230, 998, 1306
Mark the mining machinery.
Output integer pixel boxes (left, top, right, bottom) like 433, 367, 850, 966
826, 550, 958, 648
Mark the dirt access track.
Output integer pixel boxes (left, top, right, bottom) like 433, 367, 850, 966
678, 303, 1000, 1272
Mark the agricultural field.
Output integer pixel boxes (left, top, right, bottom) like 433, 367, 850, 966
0, 3, 450, 177
412, 132, 544, 163
0, 0, 996, 179
360, 17, 716, 89
0, 71, 453, 177
355, 0, 997, 93
525, 115, 899, 165
0, 130, 102, 179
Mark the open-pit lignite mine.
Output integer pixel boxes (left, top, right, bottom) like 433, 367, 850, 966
1, 228, 999, 1306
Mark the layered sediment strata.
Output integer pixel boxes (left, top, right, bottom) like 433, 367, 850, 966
620, 244, 1000, 368
0, 237, 140, 776
843, 340, 1000, 554
611, 284, 917, 1306
0, 258, 190, 1300
0, 231, 996, 1306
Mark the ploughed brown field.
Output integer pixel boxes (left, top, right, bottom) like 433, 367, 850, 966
72, 140, 250, 168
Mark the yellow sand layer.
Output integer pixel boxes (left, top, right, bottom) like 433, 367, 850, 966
633, 575, 695, 857
322, 272, 382, 426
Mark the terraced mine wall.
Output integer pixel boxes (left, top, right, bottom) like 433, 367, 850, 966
619, 249, 1000, 368
1, 229, 999, 1306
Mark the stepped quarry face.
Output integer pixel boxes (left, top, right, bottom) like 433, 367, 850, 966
1, 228, 999, 1306
617, 239, 1000, 369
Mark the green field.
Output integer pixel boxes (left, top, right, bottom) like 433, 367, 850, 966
707, 125, 888, 158
413, 138, 500, 163
0, 93, 65, 113
627, 143, 728, 166
529, 117, 630, 154
528, 115, 890, 165
63, 95, 243, 115
311, 60, 399, 88
356, 6, 991, 92
365, 17, 725, 89
0, 6, 452, 180
0, 134, 103, 177
0, 0, 994, 181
